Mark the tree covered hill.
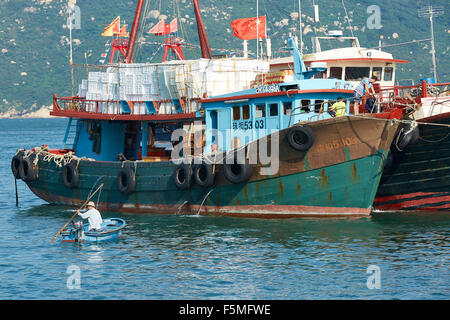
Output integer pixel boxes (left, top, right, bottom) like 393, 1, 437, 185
0, 0, 448, 113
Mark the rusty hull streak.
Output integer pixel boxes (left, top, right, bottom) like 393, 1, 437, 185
22, 116, 399, 219
29, 185, 370, 218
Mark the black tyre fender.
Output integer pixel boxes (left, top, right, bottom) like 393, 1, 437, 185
223, 154, 253, 184
174, 164, 193, 190
193, 162, 215, 187
383, 149, 403, 174
63, 161, 80, 188
11, 154, 22, 179
117, 166, 136, 194
286, 125, 315, 152
19, 156, 38, 182
395, 123, 419, 151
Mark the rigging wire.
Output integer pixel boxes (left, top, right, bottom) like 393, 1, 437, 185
341, 0, 354, 37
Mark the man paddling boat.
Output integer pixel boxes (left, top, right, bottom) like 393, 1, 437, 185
77, 201, 103, 231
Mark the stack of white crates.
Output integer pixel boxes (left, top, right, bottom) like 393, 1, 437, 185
80, 58, 269, 115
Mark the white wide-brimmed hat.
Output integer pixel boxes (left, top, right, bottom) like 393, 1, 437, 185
87, 201, 95, 207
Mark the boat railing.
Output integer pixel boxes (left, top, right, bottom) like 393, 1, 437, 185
52, 95, 200, 117
53, 95, 123, 114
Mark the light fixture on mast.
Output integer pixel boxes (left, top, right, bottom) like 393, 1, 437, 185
418, 5, 444, 82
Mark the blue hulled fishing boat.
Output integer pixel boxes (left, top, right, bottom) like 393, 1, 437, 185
11, 1, 406, 217
61, 218, 126, 243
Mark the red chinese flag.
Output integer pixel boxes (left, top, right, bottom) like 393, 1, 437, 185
231, 16, 266, 40
169, 18, 178, 33
148, 19, 166, 35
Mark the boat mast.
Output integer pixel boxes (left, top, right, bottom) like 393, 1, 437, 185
125, 0, 145, 63
193, 0, 212, 59
418, 6, 444, 82
298, 0, 303, 54
68, 4, 74, 96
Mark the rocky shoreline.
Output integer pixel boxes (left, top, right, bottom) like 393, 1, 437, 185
0, 106, 56, 119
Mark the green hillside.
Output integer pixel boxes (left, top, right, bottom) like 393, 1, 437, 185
0, 0, 448, 113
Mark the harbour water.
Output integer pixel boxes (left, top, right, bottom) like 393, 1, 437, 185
0, 118, 448, 300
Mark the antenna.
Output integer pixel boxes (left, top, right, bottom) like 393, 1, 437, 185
68, 4, 74, 96
418, 5, 444, 82
341, 0, 354, 38
298, 0, 303, 54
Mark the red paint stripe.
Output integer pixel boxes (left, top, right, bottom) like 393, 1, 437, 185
374, 192, 443, 204
374, 195, 450, 211
305, 58, 409, 64
199, 89, 353, 103
417, 111, 450, 124
50, 110, 199, 121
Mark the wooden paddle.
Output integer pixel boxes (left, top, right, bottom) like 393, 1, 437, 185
50, 183, 104, 244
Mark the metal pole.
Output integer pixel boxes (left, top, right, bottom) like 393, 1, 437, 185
257, 0, 259, 59
193, 0, 212, 59
69, 5, 74, 96
299, 0, 303, 54
430, 14, 438, 82
125, 0, 144, 63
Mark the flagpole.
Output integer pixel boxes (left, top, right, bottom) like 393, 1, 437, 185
68, 5, 74, 96
298, 0, 303, 54
256, 0, 259, 59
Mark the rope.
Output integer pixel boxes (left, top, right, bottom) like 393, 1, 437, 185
17, 146, 95, 168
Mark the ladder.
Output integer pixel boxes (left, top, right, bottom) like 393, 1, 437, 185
62, 118, 82, 149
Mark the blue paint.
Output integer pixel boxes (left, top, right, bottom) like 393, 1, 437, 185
201, 36, 354, 153
61, 218, 127, 242
144, 101, 156, 114
74, 120, 126, 161
121, 101, 131, 114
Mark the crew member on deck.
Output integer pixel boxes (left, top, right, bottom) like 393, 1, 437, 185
328, 97, 346, 117
353, 76, 377, 115
77, 201, 103, 231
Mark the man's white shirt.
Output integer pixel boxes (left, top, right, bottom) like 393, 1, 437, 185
78, 208, 103, 230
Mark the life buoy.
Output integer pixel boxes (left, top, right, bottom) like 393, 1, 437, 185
223, 153, 253, 184
19, 156, 38, 182
117, 166, 136, 194
193, 162, 215, 187
174, 164, 193, 190
11, 154, 22, 179
395, 123, 419, 151
286, 125, 315, 151
63, 161, 79, 188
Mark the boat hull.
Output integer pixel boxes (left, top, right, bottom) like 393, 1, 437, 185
374, 112, 450, 211
61, 218, 126, 242
20, 116, 399, 218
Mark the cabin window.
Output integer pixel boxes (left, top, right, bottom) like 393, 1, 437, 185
372, 67, 382, 81
242, 105, 250, 120
255, 104, 265, 118
313, 71, 326, 79
315, 100, 324, 113
283, 102, 293, 115
301, 100, 311, 112
330, 67, 343, 79
384, 67, 393, 81
233, 106, 240, 120
345, 67, 370, 81
269, 103, 278, 117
